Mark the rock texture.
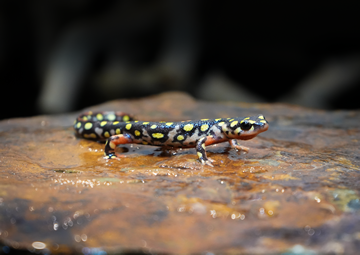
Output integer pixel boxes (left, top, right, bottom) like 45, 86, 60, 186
0, 92, 360, 254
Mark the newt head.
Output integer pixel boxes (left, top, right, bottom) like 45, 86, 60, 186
222, 115, 269, 140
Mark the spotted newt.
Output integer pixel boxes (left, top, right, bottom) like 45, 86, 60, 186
74, 111, 269, 167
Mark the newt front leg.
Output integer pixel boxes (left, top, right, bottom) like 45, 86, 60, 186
196, 136, 215, 167
229, 139, 249, 152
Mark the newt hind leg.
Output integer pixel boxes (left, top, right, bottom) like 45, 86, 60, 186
104, 134, 133, 159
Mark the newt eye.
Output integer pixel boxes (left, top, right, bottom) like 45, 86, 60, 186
240, 121, 252, 131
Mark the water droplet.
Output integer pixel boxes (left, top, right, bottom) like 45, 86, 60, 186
32, 241, 46, 250
74, 235, 81, 242
308, 229, 315, 236
53, 223, 59, 230
73, 211, 79, 219
210, 210, 217, 218
81, 234, 87, 242
178, 206, 185, 212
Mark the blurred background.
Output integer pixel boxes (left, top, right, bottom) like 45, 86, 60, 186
1, 1, 360, 120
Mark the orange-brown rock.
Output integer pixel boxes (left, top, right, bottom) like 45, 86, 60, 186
0, 92, 359, 254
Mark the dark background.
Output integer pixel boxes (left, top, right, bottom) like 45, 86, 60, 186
1, 1, 360, 120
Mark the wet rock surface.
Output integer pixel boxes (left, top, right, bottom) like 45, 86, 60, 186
0, 92, 360, 254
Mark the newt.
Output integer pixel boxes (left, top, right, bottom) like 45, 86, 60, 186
74, 111, 269, 167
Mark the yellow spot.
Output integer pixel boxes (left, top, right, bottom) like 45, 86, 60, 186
215, 118, 222, 121
248, 120, 256, 124
134, 130, 141, 136
177, 135, 184, 141
222, 125, 228, 132
260, 120, 267, 124
183, 124, 194, 132
107, 114, 116, 121
82, 116, 88, 121
73, 120, 76, 125
166, 122, 173, 126
134, 121, 139, 123
201, 143, 206, 150
100, 121, 107, 127
229, 119, 234, 122
111, 155, 117, 159
109, 141, 116, 149
84, 123, 93, 130
230, 121, 238, 127
116, 128, 121, 134
76, 122, 81, 129
96, 113, 103, 121
218, 122, 225, 126
152, 133, 164, 139
201, 124, 209, 132
235, 127, 242, 134
112, 121, 119, 125
258, 115, 264, 119
104, 131, 110, 138
197, 152, 203, 159
151, 125, 157, 129
123, 115, 130, 121
201, 119, 209, 121
249, 126, 254, 132
126, 124, 132, 130
84, 133, 96, 139
142, 141, 148, 145
143, 122, 149, 125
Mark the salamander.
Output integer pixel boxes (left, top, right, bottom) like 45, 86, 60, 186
74, 111, 269, 167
